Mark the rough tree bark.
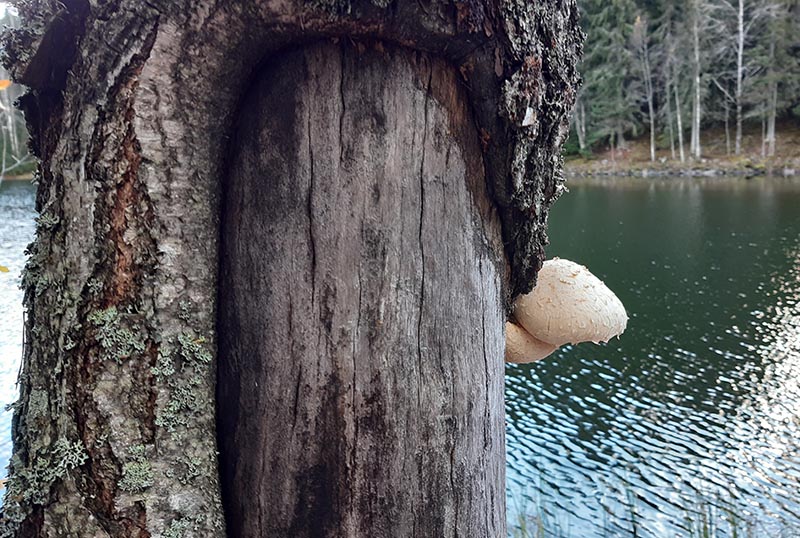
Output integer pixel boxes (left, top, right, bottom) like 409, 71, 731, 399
0, 1, 581, 537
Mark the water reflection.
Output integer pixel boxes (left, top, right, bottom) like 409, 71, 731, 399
0, 181, 36, 472
1, 178, 799, 534
506, 178, 800, 537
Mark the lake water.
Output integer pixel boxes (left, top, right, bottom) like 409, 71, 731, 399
0, 181, 36, 473
507, 177, 800, 537
2, 178, 799, 536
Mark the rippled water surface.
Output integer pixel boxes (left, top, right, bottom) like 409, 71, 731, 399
506, 177, 800, 537
2, 178, 799, 535
0, 181, 36, 474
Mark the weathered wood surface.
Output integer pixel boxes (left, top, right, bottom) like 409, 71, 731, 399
0, 1, 581, 536
218, 42, 506, 537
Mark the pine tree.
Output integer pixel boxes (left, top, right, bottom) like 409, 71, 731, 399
579, 0, 640, 158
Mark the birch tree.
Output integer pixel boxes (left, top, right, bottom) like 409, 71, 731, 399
687, 0, 718, 159
717, 0, 777, 154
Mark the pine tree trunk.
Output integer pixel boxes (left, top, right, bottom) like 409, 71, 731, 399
610, 131, 617, 166
0, 1, 582, 537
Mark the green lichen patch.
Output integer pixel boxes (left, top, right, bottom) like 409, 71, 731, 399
178, 300, 192, 322
152, 331, 213, 434
179, 455, 204, 486
118, 444, 154, 493
63, 334, 77, 351
176, 333, 212, 365
154, 384, 204, 432
20, 239, 51, 297
19, 204, 63, 300
26, 388, 49, 421
35, 212, 60, 231
151, 349, 176, 380
163, 516, 202, 538
53, 438, 88, 473
86, 277, 104, 295
87, 306, 145, 363
0, 438, 86, 536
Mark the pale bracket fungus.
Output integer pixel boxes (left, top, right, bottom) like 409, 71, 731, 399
505, 321, 557, 363
506, 258, 628, 363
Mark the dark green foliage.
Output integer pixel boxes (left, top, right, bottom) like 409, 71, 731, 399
579, 0, 639, 147
575, 0, 800, 156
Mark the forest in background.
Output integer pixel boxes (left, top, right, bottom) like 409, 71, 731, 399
0, 3, 798, 174
568, 0, 800, 164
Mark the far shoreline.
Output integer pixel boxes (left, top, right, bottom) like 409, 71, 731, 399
564, 157, 798, 178
0, 173, 34, 182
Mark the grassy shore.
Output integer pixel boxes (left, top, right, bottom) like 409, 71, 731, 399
508, 489, 776, 538
565, 122, 800, 177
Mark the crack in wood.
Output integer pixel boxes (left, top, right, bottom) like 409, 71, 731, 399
307, 107, 317, 311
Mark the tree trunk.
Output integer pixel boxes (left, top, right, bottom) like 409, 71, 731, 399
665, 72, 676, 160
735, 0, 745, 156
675, 74, 686, 163
647, 87, 656, 162
690, 0, 702, 160
575, 99, 587, 152
767, 83, 777, 157
218, 42, 506, 537
643, 40, 656, 162
0, 1, 582, 537
767, 40, 777, 157
725, 100, 731, 156
664, 33, 677, 161
610, 131, 617, 166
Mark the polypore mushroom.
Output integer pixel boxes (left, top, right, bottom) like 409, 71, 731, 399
504, 321, 559, 363
505, 258, 628, 363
